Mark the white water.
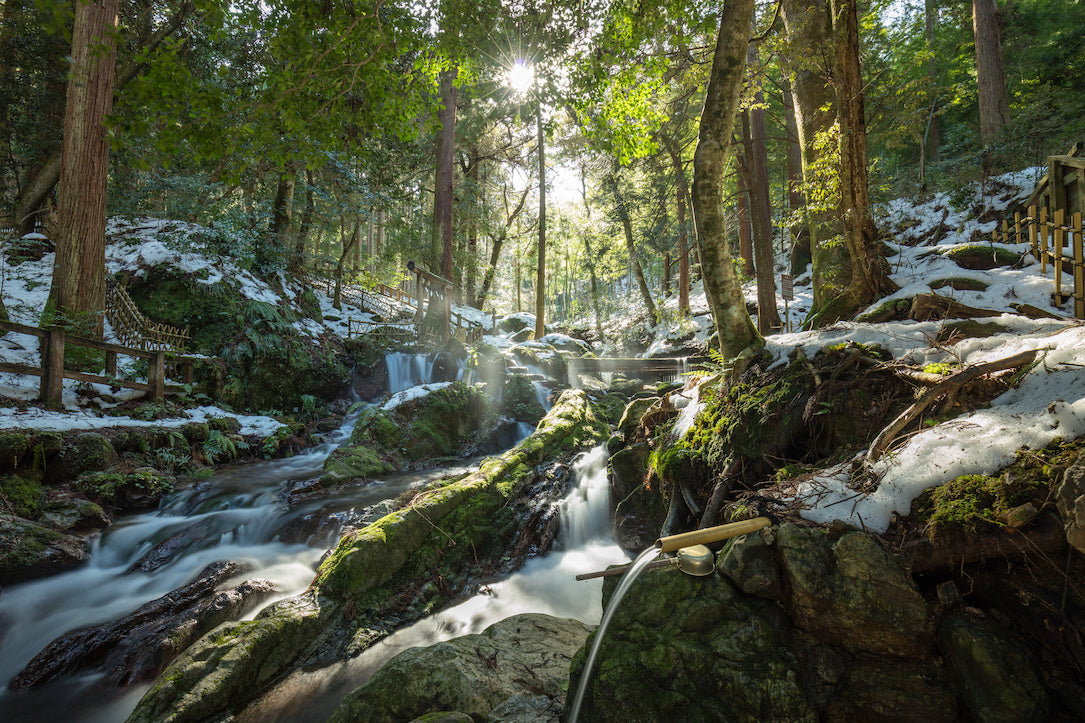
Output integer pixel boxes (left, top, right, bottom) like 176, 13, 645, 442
236, 444, 629, 722
385, 352, 432, 394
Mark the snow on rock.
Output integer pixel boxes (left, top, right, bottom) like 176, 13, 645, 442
382, 383, 453, 411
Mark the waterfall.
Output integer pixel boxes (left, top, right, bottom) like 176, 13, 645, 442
557, 445, 611, 547
385, 352, 431, 394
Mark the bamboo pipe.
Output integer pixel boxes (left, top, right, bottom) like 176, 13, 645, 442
655, 517, 771, 553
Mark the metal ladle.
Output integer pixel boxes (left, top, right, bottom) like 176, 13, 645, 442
575, 543, 715, 580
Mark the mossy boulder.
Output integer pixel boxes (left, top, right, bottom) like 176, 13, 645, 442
57, 432, 119, 479
0, 474, 44, 518
329, 614, 591, 723
75, 467, 175, 509
0, 431, 30, 470
777, 524, 930, 656
616, 397, 655, 444
39, 495, 111, 531
567, 563, 815, 722
943, 243, 1021, 270
501, 374, 545, 423
824, 656, 957, 721
324, 382, 499, 484
0, 516, 90, 584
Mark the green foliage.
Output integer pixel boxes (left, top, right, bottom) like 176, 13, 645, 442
203, 429, 239, 464
0, 475, 44, 518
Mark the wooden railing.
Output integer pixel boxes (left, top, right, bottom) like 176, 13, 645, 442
105, 277, 190, 351
991, 205, 1084, 318
0, 320, 196, 406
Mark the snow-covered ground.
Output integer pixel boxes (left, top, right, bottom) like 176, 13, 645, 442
2, 166, 1082, 532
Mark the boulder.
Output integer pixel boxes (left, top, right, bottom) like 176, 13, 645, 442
568, 564, 815, 722
939, 612, 1048, 722
0, 516, 89, 584
39, 494, 111, 532
778, 524, 930, 656
10, 561, 275, 689
717, 529, 782, 600
616, 397, 655, 444
824, 656, 957, 722
1055, 460, 1085, 554
0, 430, 30, 471
75, 467, 175, 510
502, 373, 545, 423
58, 432, 118, 479
329, 614, 591, 723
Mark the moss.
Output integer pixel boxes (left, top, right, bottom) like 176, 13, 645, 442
930, 277, 989, 292
0, 474, 44, 518
0, 431, 30, 470
922, 362, 958, 375
855, 297, 912, 323
76, 468, 175, 506
911, 438, 1081, 536
943, 244, 1021, 270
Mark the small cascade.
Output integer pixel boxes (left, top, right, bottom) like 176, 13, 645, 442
385, 352, 431, 394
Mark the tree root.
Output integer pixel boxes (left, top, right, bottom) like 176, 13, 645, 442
866, 348, 1040, 464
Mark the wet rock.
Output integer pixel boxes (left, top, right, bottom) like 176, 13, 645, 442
329, 614, 590, 723
568, 565, 815, 722
939, 612, 1048, 722
616, 397, 655, 443
40, 494, 111, 532
0, 515, 89, 584
10, 561, 275, 690
825, 656, 957, 722
1055, 460, 1085, 554
778, 523, 930, 656
717, 529, 781, 599
610, 443, 663, 552
126, 520, 214, 574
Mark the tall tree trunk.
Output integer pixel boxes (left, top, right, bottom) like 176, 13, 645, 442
465, 154, 480, 305
47, 0, 119, 337
925, 0, 940, 167
784, 87, 810, 273
475, 183, 529, 310
781, 0, 838, 310
292, 169, 316, 273
972, 0, 1008, 150
607, 170, 659, 326
534, 99, 546, 339
692, 0, 761, 361
265, 168, 296, 270
736, 167, 755, 277
810, 0, 896, 327
665, 141, 691, 316
433, 67, 457, 278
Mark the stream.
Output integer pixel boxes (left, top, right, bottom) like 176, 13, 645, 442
0, 353, 628, 721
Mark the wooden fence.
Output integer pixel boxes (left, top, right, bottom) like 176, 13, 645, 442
105, 277, 190, 351
0, 320, 195, 406
990, 205, 1084, 318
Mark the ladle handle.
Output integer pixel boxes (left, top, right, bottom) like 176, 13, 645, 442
655, 517, 771, 553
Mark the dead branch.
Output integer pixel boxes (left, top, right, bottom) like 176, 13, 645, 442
866, 348, 1040, 464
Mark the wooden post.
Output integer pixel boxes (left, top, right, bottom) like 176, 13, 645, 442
1040, 207, 1049, 273
105, 349, 117, 377
183, 358, 193, 385
1014, 210, 1022, 248
40, 327, 66, 407
1054, 209, 1066, 307
1028, 207, 1038, 260
1074, 212, 1084, 318
148, 350, 165, 402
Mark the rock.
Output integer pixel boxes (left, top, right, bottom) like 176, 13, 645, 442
0, 430, 30, 470
329, 614, 590, 723
57, 432, 118, 479
568, 565, 815, 722
126, 520, 214, 573
825, 656, 957, 722
488, 694, 560, 722
75, 467, 175, 509
0, 515, 89, 584
502, 374, 546, 423
0, 473, 44, 518
411, 714, 473, 723
778, 524, 930, 656
717, 529, 782, 599
939, 612, 1048, 722
610, 443, 665, 552
39, 494, 111, 532
1055, 460, 1085, 554
616, 397, 655, 443
10, 561, 276, 689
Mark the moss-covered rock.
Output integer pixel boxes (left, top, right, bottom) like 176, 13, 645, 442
778, 524, 930, 657
0, 516, 89, 584
567, 564, 815, 722
0, 431, 30, 471
322, 442, 397, 483
58, 432, 119, 479
76, 467, 175, 509
501, 374, 544, 423
329, 614, 591, 723
943, 243, 1021, 270
39, 495, 111, 531
0, 474, 44, 518
824, 656, 957, 721
616, 397, 655, 444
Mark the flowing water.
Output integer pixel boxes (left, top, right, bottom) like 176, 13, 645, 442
0, 378, 625, 720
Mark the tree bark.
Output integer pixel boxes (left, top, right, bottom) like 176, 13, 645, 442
475, 184, 529, 310
48, 0, 120, 336
608, 170, 659, 326
692, 0, 761, 361
433, 66, 457, 278
924, 0, 941, 166
736, 165, 755, 277
972, 0, 1008, 149
292, 169, 316, 273
784, 86, 810, 273
665, 140, 691, 316
534, 98, 546, 340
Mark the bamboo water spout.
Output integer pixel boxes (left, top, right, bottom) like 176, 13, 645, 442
655, 516, 772, 553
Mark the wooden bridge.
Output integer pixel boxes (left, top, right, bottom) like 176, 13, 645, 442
567, 356, 692, 383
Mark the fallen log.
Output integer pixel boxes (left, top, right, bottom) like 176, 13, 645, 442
908, 292, 1004, 321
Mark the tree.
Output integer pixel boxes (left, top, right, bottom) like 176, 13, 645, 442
972, 0, 1008, 149
47, 0, 120, 336
606, 166, 658, 326
692, 0, 762, 361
